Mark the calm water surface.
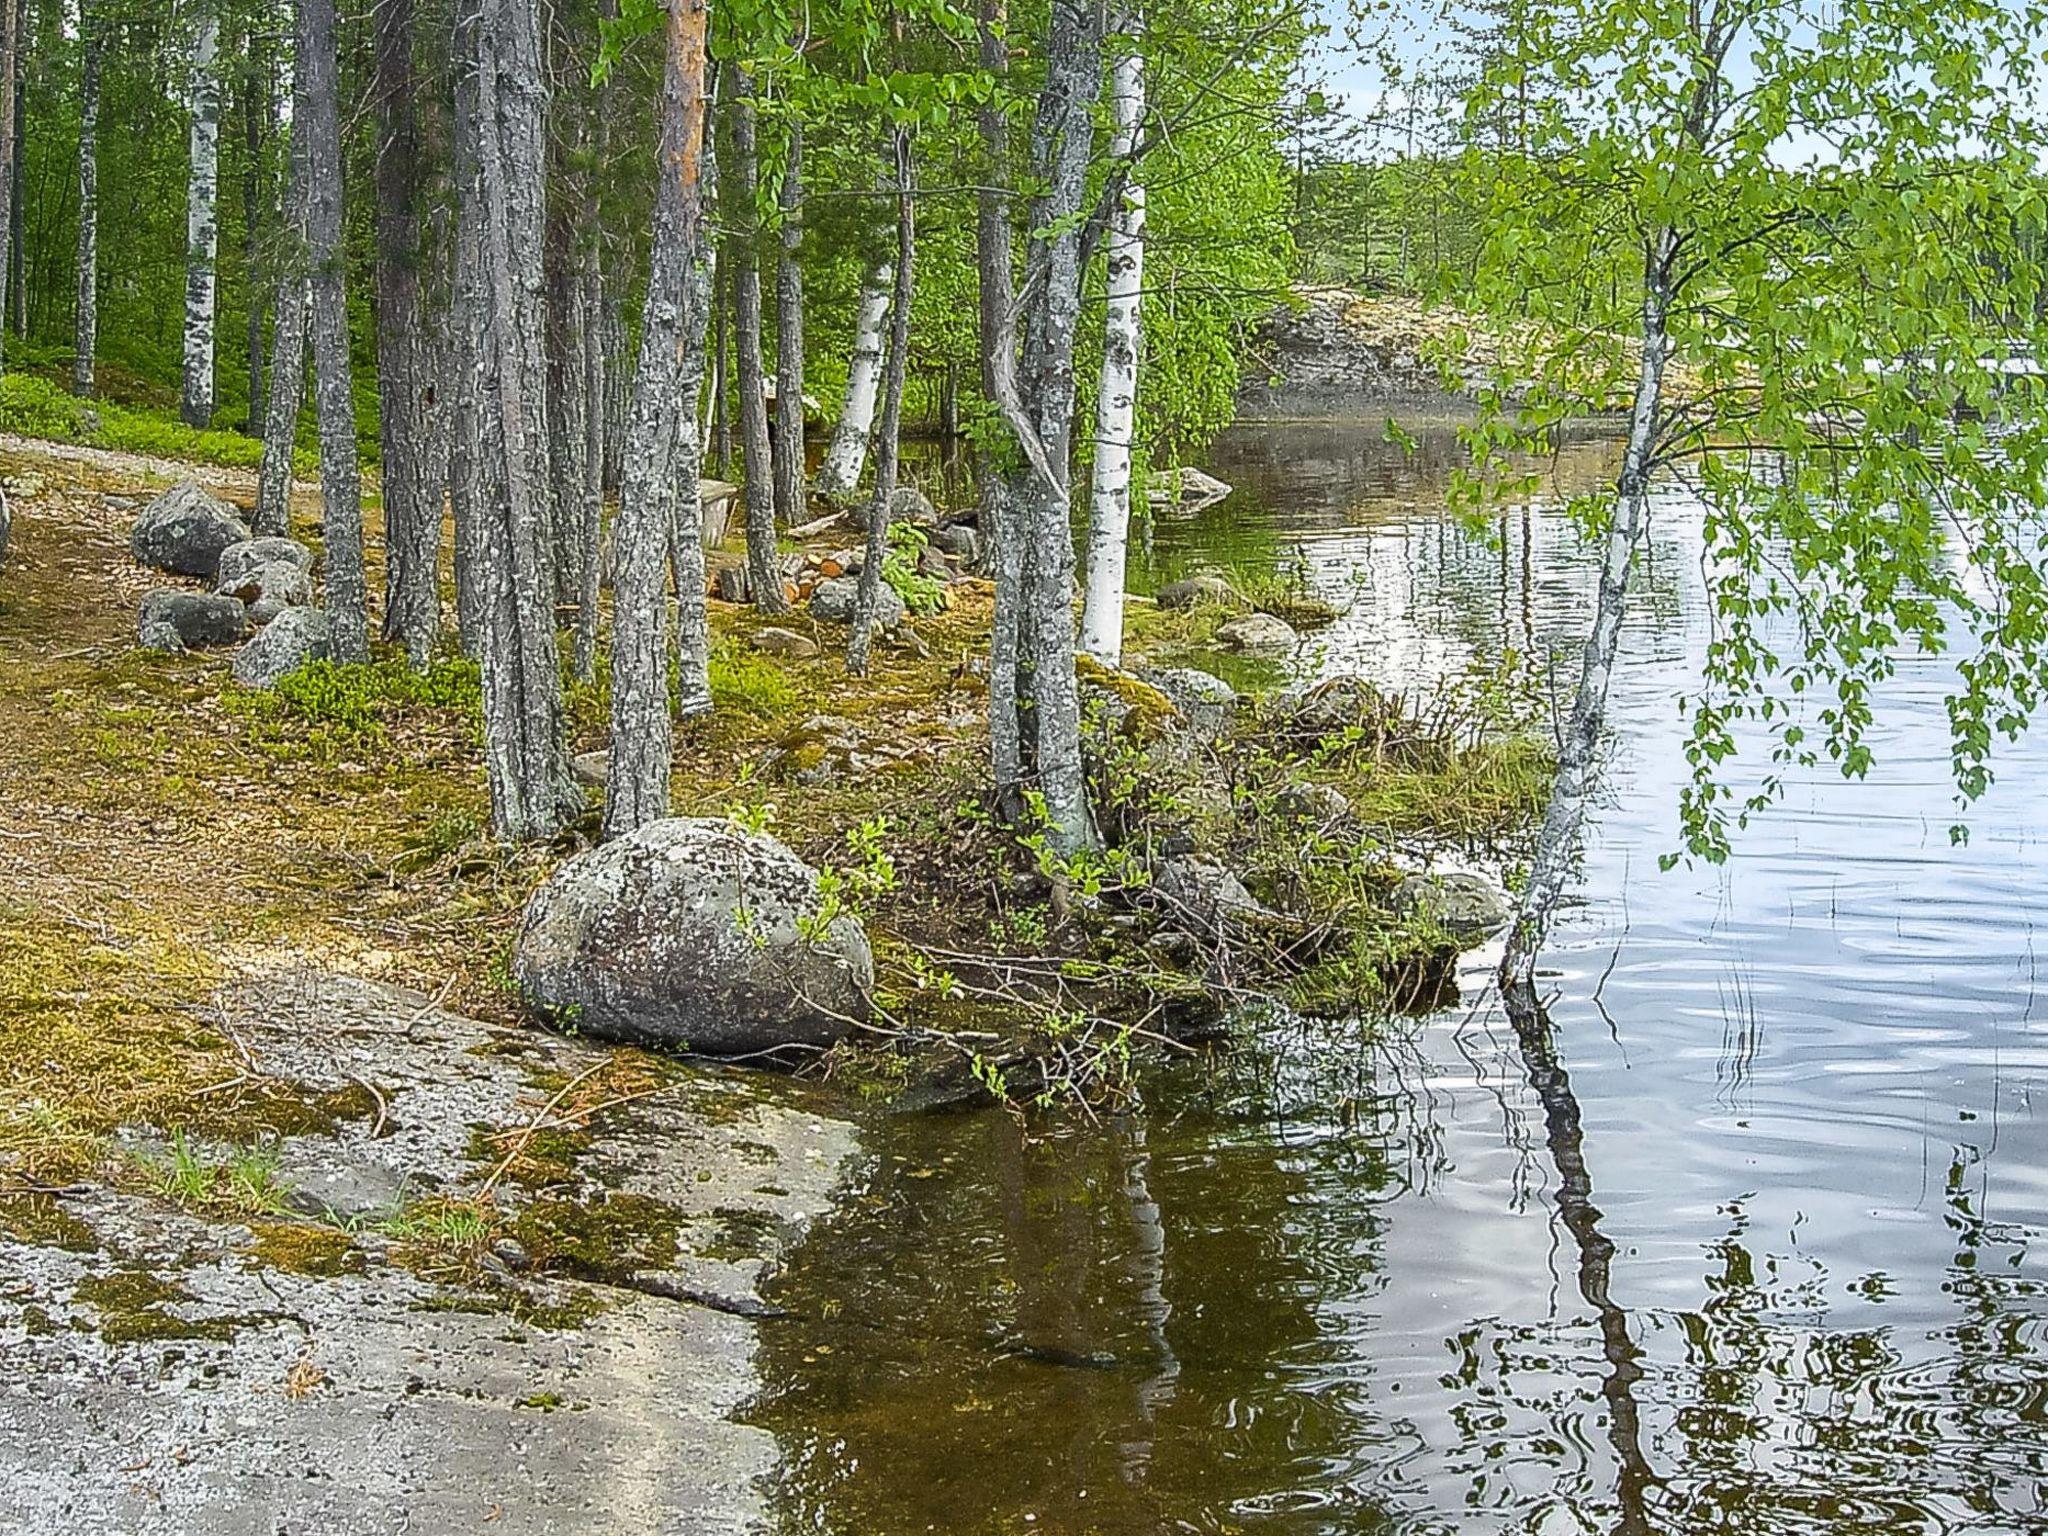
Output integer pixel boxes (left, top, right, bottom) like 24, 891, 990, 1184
757, 417, 2048, 1534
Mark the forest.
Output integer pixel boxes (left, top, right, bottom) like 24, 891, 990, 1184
4, 0, 2048, 1529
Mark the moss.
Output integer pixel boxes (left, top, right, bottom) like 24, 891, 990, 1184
248, 1220, 364, 1279
76, 1267, 243, 1345
516, 1391, 567, 1411
0, 1194, 98, 1252
18, 1304, 56, 1336
510, 1191, 688, 1284
695, 1206, 780, 1263
413, 1284, 612, 1331
1075, 654, 1181, 743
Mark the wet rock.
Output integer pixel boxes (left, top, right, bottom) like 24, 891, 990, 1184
216, 535, 314, 587
1215, 612, 1298, 654
1150, 855, 1282, 939
1137, 666, 1237, 744
231, 605, 331, 687
217, 558, 313, 623
571, 750, 611, 787
751, 626, 819, 660
1393, 872, 1513, 945
138, 590, 247, 653
131, 479, 251, 578
1155, 573, 1239, 611
809, 575, 905, 632
514, 816, 874, 1057
1147, 466, 1232, 506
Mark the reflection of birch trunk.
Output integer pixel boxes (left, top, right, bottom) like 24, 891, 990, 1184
1079, 15, 1146, 667
1500, 228, 1675, 999
1506, 998, 1658, 1533
815, 260, 894, 501
1117, 1123, 1178, 1485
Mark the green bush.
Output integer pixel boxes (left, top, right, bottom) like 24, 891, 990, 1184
223, 655, 483, 752
0, 373, 288, 473
708, 641, 799, 718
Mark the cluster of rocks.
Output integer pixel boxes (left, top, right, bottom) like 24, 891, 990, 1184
129, 479, 331, 687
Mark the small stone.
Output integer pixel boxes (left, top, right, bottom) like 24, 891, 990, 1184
1215, 612, 1299, 654
490, 1237, 531, 1272
809, 575, 905, 632
138, 590, 247, 652
218, 558, 314, 624
216, 536, 314, 589
752, 626, 819, 660
571, 750, 611, 787
932, 523, 982, 565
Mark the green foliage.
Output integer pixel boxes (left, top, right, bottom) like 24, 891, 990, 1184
882, 523, 947, 615
708, 641, 800, 717
222, 655, 483, 761
0, 374, 276, 471
135, 1130, 295, 1218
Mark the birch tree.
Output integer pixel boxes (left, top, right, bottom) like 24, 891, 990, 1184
1465, 0, 2048, 1004
1078, 10, 1146, 667
607, 0, 713, 837
299, 0, 366, 662
72, 0, 100, 398
814, 258, 891, 501
182, 0, 222, 429
847, 129, 914, 678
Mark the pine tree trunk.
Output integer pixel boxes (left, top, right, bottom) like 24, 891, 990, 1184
0, 0, 15, 374
253, 62, 309, 542
773, 120, 806, 527
72, 3, 100, 399
727, 76, 784, 613
847, 134, 915, 678
1499, 229, 1676, 1005
375, 0, 439, 666
300, 0, 366, 662
814, 259, 892, 501
571, 249, 603, 682
708, 247, 731, 474
450, 0, 485, 656
466, 0, 579, 841
606, 0, 711, 838
671, 106, 718, 716
182, 1, 222, 429
1079, 17, 1146, 667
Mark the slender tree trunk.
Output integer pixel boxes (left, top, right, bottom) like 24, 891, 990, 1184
450, 0, 485, 655
300, 0, 366, 661
727, 74, 784, 612
847, 132, 915, 677
671, 107, 718, 715
977, 0, 1024, 794
182, 0, 222, 428
1079, 17, 1146, 667
466, 0, 580, 841
0, 0, 16, 374
571, 249, 603, 682
72, 3, 100, 398
773, 119, 806, 526
1499, 230, 1676, 1002
375, 0, 439, 665
606, 0, 711, 837
253, 64, 309, 541
709, 246, 731, 474
241, 18, 272, 430
991, 0, 1101, 853
814, 258, 892, 501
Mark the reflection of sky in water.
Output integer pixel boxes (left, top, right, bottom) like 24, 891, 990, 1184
763, 417, 2048, 1536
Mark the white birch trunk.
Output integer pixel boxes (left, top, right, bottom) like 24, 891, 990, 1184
813, 260, 892, 501
1499, 230, 1677, 1004
73, 8, 100, 398
1079, 24, 1146, 666
182, 3, 222, 429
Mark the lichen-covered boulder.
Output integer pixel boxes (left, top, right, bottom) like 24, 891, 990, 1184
232, 605, 331, 688
1137, 666, 1237, 745
514, 817, 873, 1058
1148, 466, 1232, 506
218, 558, 314, 623
138, 590, 248, 653
131, 480, 251, 578
1393, 872, 1513, 946
216, 536, 313, 590
1215, 612, 1298, 654
809, 575, 905, 632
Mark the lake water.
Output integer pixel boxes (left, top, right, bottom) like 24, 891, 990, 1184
757, 417, 2048, 1534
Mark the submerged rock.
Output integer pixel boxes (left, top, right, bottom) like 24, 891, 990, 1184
1148, 466, 1232, 506
231, 605, 331, 687
138, 590, 247, 653
1393, 872, 1513, 946
1215, 612, 1299, 654
131, 480, 251, 578
514, 816, 873, 1058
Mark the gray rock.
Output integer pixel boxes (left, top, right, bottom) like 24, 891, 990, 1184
514, 816, 874, 1057
231, 605, 331, 687
130, 479, 251, 578
1137, 666, 1237, 744
916, 541, 952, 582
1155, 573, 1239, 611
137, 590, 247, 653
1147, 466, 1232, 506
751, 625, 820, 660
1393, 871, 1513, 945
809, 574, 905, 631
1215, 612, 1299, 654
1278, 780, 1354, 824
217, 557, 313, 623
932, 522, 982, 564
890, 485, 938, 525
1151, 855, 1281, 939
712, 563, 751, 605
571, 749, 611, 787
215, 535, 313, 589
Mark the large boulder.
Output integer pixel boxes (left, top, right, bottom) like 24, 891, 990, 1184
1150, 856, 1284, 940
138, 590, 248, 653
932, 522, 982, 566
131, 480, 251, 578
809, 575, 906, 632
215, 536, 313, 590
1215, 612, 1299, 654
1137, 666, 1237, 745
232, 605, 332, 688
218, 558, 314, 623
513, 817, 873, 1058
1393, 872, 1513, 946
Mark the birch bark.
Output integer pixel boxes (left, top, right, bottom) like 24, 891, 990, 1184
72, 4, 100, 398
847, 132, 914, 678
182, 1, 222, 428
607, 0, 710, 838
814, 259, 892, 501
773, 121, 806, 527
1079, 16, 1146, 667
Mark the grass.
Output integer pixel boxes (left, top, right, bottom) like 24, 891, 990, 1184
133, 1130, 296, 1217
0, 373, 283, 472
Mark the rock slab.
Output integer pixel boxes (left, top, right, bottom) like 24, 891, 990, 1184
131, 480, 251, 578
515, 817, 873, 1057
